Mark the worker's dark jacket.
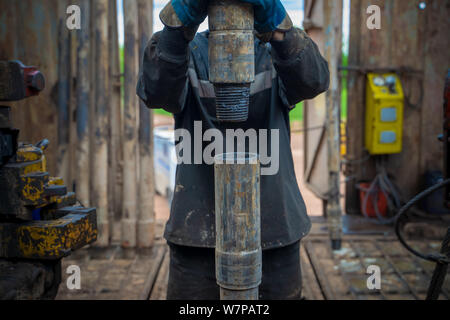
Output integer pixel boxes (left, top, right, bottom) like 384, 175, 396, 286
137, 27, 329, 249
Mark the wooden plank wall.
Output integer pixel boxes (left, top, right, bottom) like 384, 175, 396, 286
345, 0, 450, 214
0, 1, 157, 248
0, 0, 61, 174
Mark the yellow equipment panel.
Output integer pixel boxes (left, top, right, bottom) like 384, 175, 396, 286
365, 73, 404, 155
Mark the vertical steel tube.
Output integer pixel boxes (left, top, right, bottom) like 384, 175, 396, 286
137, 0, 155, 248
324, 0, 343, 250
76, 0, 90, 208
122, 0, 139, 248
57, 0, 71, 183
108, 0, 123, 223
92, 0, 110, 247
108, 0, 121, 239
214, 153, 261, 300
208, 0, 255, 123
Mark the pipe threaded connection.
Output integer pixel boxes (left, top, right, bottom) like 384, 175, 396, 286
214, 84, 250, 123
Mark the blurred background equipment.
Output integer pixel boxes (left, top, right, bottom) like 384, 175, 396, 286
365, 73, 404, 155
394, 70, 450, 300
154, 126, 177, 205
0, 60, 45, 102
444, 70, 450, 209
0, 0, 156, 249
0, 60, 97, 300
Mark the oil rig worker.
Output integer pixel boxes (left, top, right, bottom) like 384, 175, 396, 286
137, 0, 329, 300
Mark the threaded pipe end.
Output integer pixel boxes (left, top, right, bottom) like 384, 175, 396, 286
215, 84, 250, 123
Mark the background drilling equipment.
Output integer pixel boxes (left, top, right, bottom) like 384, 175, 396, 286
0, 60, 98, 300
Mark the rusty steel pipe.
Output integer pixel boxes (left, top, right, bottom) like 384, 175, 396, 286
137, 0, 156, 248
208, 0, 255, 123
75, 0, 91, 210
92, 0, 110, 247
122, 0, 139, 248
57, 0, 71, 183
214, 153, 261, 300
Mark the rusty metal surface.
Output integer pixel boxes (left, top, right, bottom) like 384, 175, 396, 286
75, 0, 91, 209
208, 0, 255, 123
208, 0, 254, 84
0, 156, 49, 220
323, 1, 343, 249
137, 0, 155, 248
108, 0, 122, 239
92, 0, 110, 247
208, 0, 253, 31
214, 153, 261, 300
0, 106, 98, 259
0, 142, 74, 220
0, 208, 97, 260
56, 0, 71, 183
214, 84, 251, 122
121, 0, 139, 248
40, 192, 77, 220
208, 31, 255, 84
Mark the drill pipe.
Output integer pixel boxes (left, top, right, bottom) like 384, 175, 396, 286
208, 0, 255, 123
214, 153, 261, 300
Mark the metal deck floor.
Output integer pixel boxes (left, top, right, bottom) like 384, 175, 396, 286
56, 218, 450, 300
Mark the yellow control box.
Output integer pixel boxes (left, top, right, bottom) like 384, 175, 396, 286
365, 73, 404, 155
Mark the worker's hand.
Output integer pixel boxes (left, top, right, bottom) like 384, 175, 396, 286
239, 0, 292, 34
160, 0, 209, 29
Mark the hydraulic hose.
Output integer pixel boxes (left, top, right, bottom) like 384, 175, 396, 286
394, 178, 450, 263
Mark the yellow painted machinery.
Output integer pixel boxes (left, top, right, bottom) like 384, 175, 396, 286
0, 60, 97, 299
365, 73, 404, 155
